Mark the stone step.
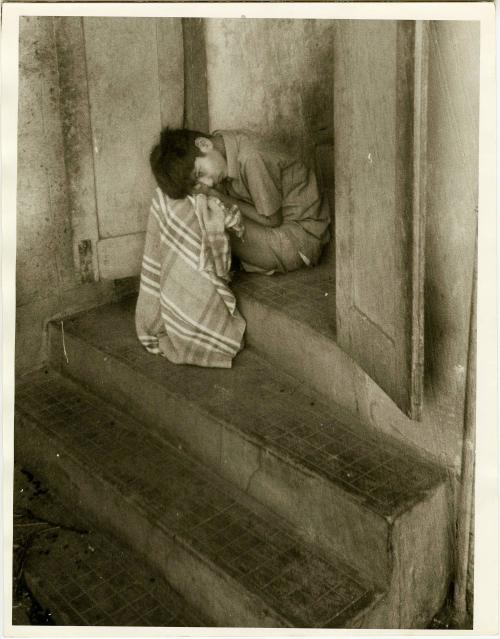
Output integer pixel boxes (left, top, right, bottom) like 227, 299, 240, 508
232, 268, 387, 433
15, 369, 381, 628
13, 466, 211, 627
47, 298, 451, 627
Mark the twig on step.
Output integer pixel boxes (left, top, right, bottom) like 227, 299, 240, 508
60, 321, 69, 364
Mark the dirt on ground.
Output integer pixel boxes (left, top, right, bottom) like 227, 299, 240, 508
12, 466, 90, 626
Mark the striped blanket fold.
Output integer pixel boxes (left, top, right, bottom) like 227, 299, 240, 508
195, 195, 244, 280
135, 188, 246, 368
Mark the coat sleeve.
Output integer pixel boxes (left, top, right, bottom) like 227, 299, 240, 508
240, 152, 282, 218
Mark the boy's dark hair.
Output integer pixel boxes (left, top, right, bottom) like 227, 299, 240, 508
150, 128, 206, 200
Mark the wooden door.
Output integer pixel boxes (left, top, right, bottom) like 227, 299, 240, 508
54, 17, 184, 281
334, 21, 428, 419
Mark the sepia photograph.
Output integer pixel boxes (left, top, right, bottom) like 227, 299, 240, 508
2, 2, 497, 634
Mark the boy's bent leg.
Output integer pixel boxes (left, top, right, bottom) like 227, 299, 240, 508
230, 219, 283, 272
230, 219, 304, 273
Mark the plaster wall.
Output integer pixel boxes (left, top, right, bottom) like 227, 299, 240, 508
15, 17, 116, 374
204, 19, 334, 162
424, 20, 479, 442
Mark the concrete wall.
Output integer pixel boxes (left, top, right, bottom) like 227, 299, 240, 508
380, 23, 478, 614
204, 19, 334, 163
424, 20, 479, 437
16, 17, 116, 374
425, 22, 479, 617
327, 21, 479, 473
375, 20, 477, 466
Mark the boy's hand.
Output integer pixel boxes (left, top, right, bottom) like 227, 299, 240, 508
193, 183, 210, 195
194, 183, 220, 198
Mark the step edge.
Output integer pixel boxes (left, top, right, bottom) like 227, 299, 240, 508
50, 306, 449, 481
15, 408, 297, 628
47, 323, 448, 594
49, 322, 445, 522
22, 537, 213, 628
237, 292, 455, 474
17, 402, 388, 628
328, 590, 386, 629
18, 367, 387, 593
235, 288, 340, 352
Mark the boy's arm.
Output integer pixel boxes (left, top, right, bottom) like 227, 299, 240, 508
196, 185, 282, 228
220, 192, 282, 228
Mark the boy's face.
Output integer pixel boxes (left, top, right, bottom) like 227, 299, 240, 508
193, 138, 227, 188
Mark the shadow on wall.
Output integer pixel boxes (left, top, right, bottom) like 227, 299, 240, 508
423, 21, 479, 408
204, 18, 335, 166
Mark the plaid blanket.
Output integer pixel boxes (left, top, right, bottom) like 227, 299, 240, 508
195, 195, 244, 279
135, 188, 246, 368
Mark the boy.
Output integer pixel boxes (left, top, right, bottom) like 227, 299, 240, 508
149, 128, 331, 274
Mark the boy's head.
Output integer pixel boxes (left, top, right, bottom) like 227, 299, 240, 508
150, 128, 227, 199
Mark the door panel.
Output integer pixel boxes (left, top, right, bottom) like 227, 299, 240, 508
57, 17, 184, 280
54, 17, 100, 282
84, 18, 163, 239
334, 21, 428, 419
97, 234, 145, 280
351, 24, 398, 339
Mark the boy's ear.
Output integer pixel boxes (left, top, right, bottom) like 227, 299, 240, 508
194, 137, 213, 154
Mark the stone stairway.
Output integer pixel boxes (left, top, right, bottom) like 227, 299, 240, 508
15, 274, 452, 628
13, 466, 211, 626
16, 369, 380, 627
